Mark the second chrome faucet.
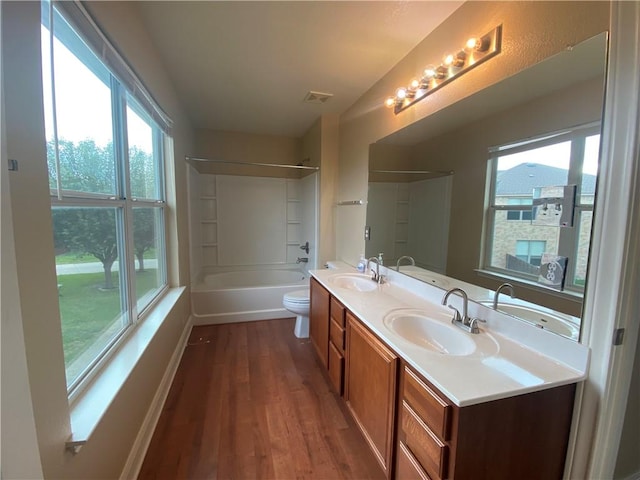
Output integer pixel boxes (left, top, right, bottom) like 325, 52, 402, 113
442, 287, 485, 334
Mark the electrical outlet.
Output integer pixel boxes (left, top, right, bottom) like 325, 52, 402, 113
364, 226, 371, 240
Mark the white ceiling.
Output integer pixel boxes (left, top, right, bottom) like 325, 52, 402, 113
134, 1, 463, 138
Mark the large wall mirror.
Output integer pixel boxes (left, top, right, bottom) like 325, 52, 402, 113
366, 32, 608, 342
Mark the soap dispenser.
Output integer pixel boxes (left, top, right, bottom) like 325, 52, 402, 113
357, 254, 367, 273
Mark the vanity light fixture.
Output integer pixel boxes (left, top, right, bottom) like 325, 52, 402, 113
386, 25, 502, 114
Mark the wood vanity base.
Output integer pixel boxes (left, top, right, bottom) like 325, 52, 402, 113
398, 363, 576, 480
310, 277, 578, 480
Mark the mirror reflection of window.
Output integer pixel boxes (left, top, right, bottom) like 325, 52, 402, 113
484, 125, 600, 293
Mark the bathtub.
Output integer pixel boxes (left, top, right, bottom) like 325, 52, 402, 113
191, 268, 309, 325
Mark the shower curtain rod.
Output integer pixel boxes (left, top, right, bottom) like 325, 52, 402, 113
186, 156, 319, 171
370, 169, 453, 175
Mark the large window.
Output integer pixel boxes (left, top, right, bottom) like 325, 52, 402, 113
483, 125, 599, 292
41, 2, 168, 392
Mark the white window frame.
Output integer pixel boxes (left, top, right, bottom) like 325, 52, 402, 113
42, 1, 169, 397
482, 123, 600, 294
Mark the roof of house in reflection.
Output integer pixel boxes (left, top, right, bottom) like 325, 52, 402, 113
496, 163, 596, 196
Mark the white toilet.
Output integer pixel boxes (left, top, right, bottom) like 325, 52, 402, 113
283, 289, 310, 338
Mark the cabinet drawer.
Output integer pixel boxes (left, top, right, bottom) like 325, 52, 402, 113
402, 401, 448, 480
328, 341, 344, 395
397, 441, 432, 480
330, 297, 346, 327
403, 366, 451, 441
329, 318, 345, 352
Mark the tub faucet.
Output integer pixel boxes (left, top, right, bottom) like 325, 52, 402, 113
442, 287, 485, 334
296, 257, 308, 264
493, 283, 515, 310
367, 256, 385, 284
395, 255, 415, 271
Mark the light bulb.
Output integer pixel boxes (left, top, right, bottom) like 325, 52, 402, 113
396, 87, 407, 100
444, 51, 465, 68
465, 37, 479, 51
409, 78, 421, 91
384, 96, 396, 108
423, 65, 437, 79
444, 54, 455, 66
465, 35, 490, 52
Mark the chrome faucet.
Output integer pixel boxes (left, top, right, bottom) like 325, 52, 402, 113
493, 283, 515, 310
442, 287, 486, 334
367, 256, 385, 284
395, 255, 415, 271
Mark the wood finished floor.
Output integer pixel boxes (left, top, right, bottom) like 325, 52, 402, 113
138, 318, 385, 480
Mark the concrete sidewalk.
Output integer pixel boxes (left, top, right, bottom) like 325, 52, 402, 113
56, 259, 158, 275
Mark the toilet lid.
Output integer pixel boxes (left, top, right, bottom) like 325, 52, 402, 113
284, 289, 310, 304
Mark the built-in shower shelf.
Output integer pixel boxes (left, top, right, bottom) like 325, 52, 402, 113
287, 199, 300, 202
200, 195, 217, 200
395, 220, 408, 225
201, 220, 217, 224
202, 242, 218, 247
287, 221, 301, 225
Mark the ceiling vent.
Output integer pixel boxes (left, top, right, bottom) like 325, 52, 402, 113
304, 91, 333, 104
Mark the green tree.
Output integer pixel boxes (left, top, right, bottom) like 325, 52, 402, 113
53, 208, 119, 289
48, 139, 157, 283
49, 140, 118, 288
133, 208, 155, 272
129, 146, 158, 272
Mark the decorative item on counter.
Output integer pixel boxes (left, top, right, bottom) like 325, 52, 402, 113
537, 253, 568, 290
357, 254, 367, 273
532, 185, 576, 227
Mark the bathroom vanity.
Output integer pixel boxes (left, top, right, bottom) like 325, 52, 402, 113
309, 269, 589, 480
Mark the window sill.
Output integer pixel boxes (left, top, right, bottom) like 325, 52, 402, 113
475, 269, 583, 304
66, 287, 186, 453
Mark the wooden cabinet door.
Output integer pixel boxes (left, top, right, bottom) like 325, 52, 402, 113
309, 277, 330, 368
345, 312, 398, 478
328, 340, 344, 395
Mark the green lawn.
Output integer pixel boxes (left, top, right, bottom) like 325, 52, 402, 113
57, 269, 159, 367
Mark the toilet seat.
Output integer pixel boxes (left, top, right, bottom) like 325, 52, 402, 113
283, 289, 310, 305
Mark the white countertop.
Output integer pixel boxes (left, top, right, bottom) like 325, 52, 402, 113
311, 265, 590, 407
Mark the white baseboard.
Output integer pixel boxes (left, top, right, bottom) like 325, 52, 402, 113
119, 315, 193, 480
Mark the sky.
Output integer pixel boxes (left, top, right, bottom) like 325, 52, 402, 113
497, 137, 600, 176
41, 25, 152, 153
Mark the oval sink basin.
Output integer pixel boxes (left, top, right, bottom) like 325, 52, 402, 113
491, 303, 580, 340
327, 273, 377, 292
383, 310, 477, 355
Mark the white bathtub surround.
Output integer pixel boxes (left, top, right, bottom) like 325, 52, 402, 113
187, 170, 319, 326
202, 269, 305, 289
187, 172, 319, 271
218, 176, 287, 265
311, 266, 589, 407
191, 268, 309, 325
